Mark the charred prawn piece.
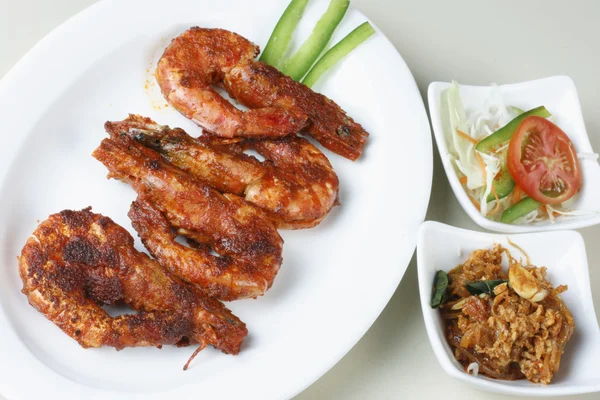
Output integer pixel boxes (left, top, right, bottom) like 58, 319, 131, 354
19, 208, 247, 370
106, 115, 339, 229
157, 27, 369, 160
93, 128, 284, 301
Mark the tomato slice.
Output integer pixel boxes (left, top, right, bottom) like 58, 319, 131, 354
507, 116, 581, 205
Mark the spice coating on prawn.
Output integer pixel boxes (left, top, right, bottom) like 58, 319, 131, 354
18, 208, 247, 360
107, 115, 339, 229
225, 60, 368, 160
93, 132, 283, 301
156, 27, 308, 138
156, 27, 369, 160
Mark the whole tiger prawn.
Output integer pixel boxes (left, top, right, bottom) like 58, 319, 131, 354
156, 27, 369, 160
93, 133, 283, 301
19, 208, 247, 370
105, 114, 339, 229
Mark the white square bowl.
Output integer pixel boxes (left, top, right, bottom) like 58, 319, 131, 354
428, 76, 600, 233
417, 221, 600, 396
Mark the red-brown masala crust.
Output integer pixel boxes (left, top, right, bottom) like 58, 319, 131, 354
19, 208, 247, 356
225, 60, 369, 161
92, 131, 283, 300
157, 27, 368, 160
107, 114, 339, 229
156, 27, 308, 138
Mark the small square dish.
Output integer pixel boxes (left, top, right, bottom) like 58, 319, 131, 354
417, 221, 600, 396
428, 76, 600, 233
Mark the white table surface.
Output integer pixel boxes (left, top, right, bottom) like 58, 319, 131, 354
2, 0, 599, 399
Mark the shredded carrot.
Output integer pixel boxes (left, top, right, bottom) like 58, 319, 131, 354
540, 205, 557, 218
507, 238, 531, 266
511, 186, 524, 204
487, 185, 501, 215
468, 195, 481, 210
456, 129, 478, 145
459, 176, 468, 185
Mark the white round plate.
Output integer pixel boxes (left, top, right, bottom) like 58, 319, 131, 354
0, 0, 432, 398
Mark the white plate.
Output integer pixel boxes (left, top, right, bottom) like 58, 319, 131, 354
417, 221, 600, 396
428, 76, 600, 233
0, 0, 432, 398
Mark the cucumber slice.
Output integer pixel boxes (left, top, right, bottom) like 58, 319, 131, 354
500, 197, 541, 224
509, 106, 526, 115
259, 0, 310, 67
486, 166, 515, 202
280, 0, 350, 81
302, 22, 375, 87
476, 106, 551, 153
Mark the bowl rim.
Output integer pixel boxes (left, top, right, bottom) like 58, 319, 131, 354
416, 220, 600, 396
427, 75, 600, 233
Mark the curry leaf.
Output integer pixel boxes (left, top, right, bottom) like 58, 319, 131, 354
466, 279, 507, 296
430, 270, 449, 309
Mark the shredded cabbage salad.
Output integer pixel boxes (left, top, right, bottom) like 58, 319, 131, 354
442, 81, 599, 224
